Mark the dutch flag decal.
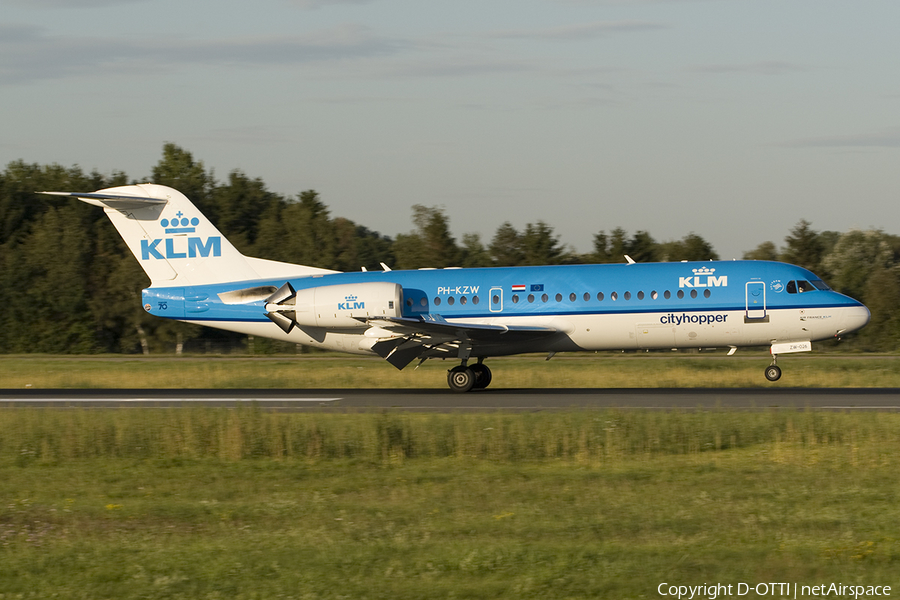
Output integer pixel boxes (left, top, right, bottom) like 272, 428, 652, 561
511, 284, 526, 292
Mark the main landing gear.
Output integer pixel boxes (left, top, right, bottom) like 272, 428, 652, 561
764, 355, 782, 382
447, 359, 492, 393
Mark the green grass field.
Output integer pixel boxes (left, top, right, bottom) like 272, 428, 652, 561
2, 353, 899, 389
1, 408, 899, 598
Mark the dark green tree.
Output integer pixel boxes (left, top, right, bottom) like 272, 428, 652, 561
780, 220, 824, 273
460, 233, 492, 268
626, 230, 658, 263
743, 241, 779, 261
392, 205, 460, 269
4, 205, 95, 352
489, 222, 523, 266
521, 221, 565, 266
590, 231, 611, 263
589, 227, 634, 263
210, 171, 281, 253
254, 190, 337, 269
821, 229, 894, 302
658, 233, 718, 262
332, 218, 395, 272
859, 266, 900, 350
151, 144, 213, 211
609, 228, 629, 262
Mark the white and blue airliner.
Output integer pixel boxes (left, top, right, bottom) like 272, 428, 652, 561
42, 184, 871, 392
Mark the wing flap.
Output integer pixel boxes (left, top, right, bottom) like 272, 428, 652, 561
367, 315, 557, 341
363, 315, 560, 370
370, 338, 434, 370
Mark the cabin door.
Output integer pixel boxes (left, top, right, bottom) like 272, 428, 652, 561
745, 281, 767, 320
489, 287, 503, 313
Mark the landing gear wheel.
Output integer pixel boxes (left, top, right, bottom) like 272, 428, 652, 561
470, 363, 492, 389
765, 364, 782, 382
448, 365, 476, 393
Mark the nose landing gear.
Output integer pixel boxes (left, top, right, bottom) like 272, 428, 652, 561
447, 359, 492, 393
765, 354, 782, 382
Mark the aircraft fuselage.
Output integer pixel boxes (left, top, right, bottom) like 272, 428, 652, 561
142, 260, 868, 358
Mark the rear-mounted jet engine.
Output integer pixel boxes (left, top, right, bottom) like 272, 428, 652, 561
264, 281, 403, 333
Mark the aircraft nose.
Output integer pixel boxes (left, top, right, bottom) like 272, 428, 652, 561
840, 304, 871, 335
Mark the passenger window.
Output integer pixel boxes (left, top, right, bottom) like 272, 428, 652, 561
420, 298, 427, 307
704, 289, 711, 298
583, 292, 590, 302
637, 291, 644, 300
512, 294, 519, 304
597, 292, 604, 301
434, 297, 441, 306
690, 290, 697, 299
569, 293, 576, 302
611, 292, 618, 301
664, 290, 671, 299
460, 296, 467, 305
406, 298, 413, 307
527, 294, 535, 303
448, 297, 455, 305
651, 291, 658, 300
473, 296, 480, 305
541, 293, 548, 303
492, 295, 500, 305
556, 293, 563, 302
624, 291, 631, 300
677, 290, 684, 299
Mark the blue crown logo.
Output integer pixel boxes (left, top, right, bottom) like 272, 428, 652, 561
161, 211, 200, 234
692, 267, 715, 275
345, 294, 358, 302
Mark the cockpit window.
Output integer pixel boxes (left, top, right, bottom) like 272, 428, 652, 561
811, 279, 830, 291
787, 280, 818, 294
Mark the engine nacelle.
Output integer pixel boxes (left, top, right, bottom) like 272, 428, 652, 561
266, 281, 402, 331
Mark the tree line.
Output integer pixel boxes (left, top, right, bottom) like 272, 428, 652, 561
1, 144, 898, 354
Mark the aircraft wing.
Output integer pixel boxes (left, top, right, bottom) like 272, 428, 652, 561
362, 314, 559, 369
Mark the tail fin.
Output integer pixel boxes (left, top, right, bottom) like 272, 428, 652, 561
40, 184, 336, 286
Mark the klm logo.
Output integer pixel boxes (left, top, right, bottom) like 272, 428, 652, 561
338, 295, 365, 311
679, 267, 727, 289
141, 237, 221, 260
140, 211, 221, 260
161, 211, 199, 234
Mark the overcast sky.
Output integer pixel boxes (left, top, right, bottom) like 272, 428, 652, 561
2, 0, 899, 260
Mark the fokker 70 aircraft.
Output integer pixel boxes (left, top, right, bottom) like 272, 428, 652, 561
42, 184, 870, 392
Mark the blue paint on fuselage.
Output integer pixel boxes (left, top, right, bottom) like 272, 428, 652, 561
142, 260, 864, 323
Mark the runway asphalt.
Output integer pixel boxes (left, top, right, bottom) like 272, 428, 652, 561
2, 388, 900, 411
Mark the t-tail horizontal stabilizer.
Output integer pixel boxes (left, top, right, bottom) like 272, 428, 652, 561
40, 184, 339, 286
39, 191, 168, 210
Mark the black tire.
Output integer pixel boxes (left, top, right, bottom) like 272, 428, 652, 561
764, 365, 782, 382
470, 364, 492, 389
448, 366, 476, 393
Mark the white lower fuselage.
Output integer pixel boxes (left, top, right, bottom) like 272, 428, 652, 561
186, 304, 870, 358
